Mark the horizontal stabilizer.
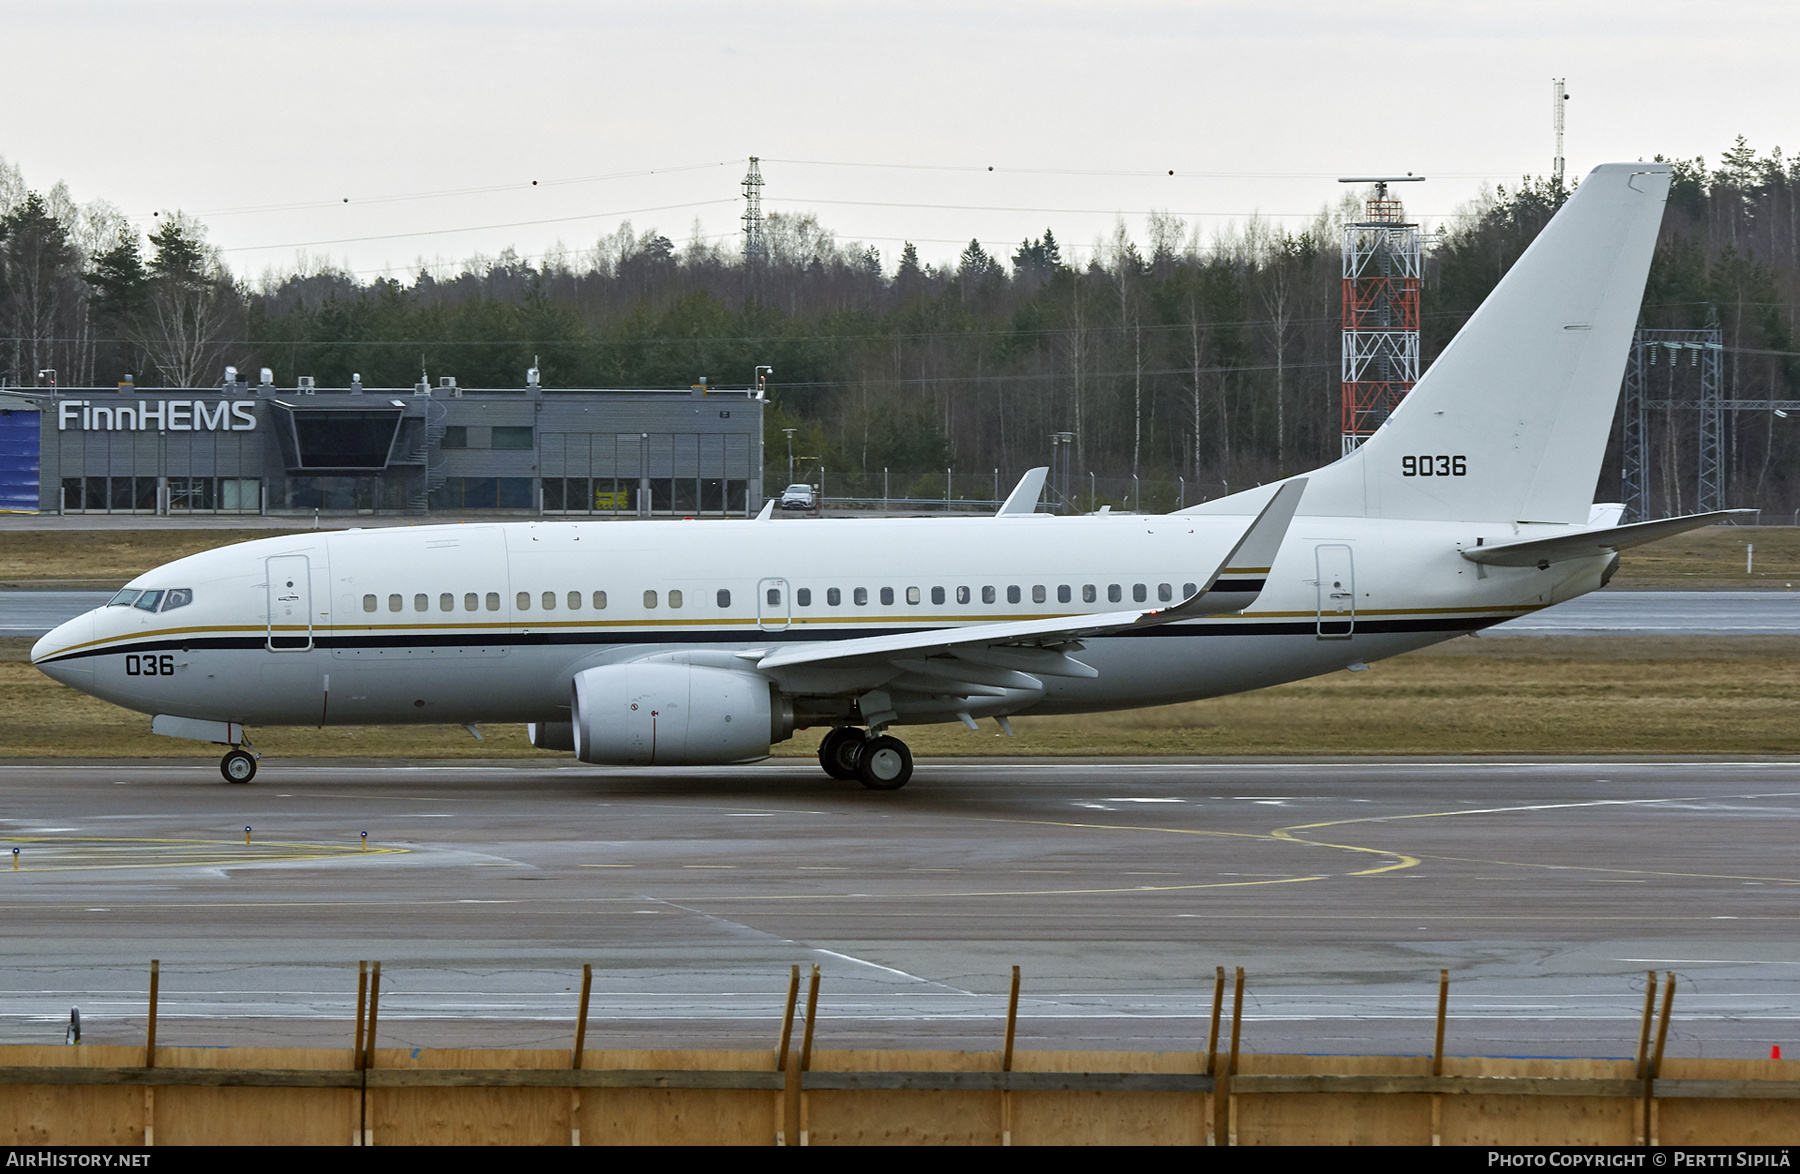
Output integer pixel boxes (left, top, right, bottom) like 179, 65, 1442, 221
1460, 510, 1753, 568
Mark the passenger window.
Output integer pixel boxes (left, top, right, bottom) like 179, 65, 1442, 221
644, 590, 658, 609
415, 594, 429, 612
797, 588, 811, 606
161, 588, 193, 611
1032, 585, 1046, 604
593, 591, 607, 610
516, 592, 531, 610
716, 589, 731, 608
463, 593, 478, 611
485, 592, 500, 611
542, 592, 556, 610
362, 594, 377, 613
854, 588, 868, 606
441, 593, 454, 612
668, 589, 683, 609
1007, 586, 1021, 604
827, 587, 841, 606
880, 587, 895, 606
1057, 585, 1071, 604
766, 587, 781, 606
981, 586, 994, 604
1158, 583, 1173, 602
1131, 584, 1144, 603
389, 593, 403, 612
568, 591, 582, 610
108, 590, 141, 607
1183, 582, 1198, 597
1083, 585, 1097, 603
1108, 584, 1122, 603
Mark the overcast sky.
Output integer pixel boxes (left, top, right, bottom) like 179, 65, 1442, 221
5, 1, 1794, 280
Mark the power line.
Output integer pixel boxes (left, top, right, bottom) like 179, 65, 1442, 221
215, 200, 737, 254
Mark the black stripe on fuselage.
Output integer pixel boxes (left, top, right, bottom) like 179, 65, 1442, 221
37, 613, 1507, 664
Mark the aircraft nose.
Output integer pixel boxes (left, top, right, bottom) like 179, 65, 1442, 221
32, 611, 95, 689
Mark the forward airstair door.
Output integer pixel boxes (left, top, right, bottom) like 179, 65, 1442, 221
266, 554, 314, 651
1315, 544, 1355, 639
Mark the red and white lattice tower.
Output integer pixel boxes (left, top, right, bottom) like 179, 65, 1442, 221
1339, 176, 1424, 455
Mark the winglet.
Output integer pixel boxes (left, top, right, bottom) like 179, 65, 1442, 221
1143, 478, 1306, 623
755, 498, 776, 521
995, 468, 1049, 516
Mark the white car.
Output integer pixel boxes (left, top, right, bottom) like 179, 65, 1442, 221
778, 484, 818, 511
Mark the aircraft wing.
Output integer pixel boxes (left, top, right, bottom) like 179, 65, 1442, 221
1460, 509, 1753, 568
753, 481, 1306, 710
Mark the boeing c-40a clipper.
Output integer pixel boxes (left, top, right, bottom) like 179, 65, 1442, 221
33, 164, 1731, 788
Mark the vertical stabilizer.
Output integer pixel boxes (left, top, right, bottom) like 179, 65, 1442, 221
1183, 163, 1671, 523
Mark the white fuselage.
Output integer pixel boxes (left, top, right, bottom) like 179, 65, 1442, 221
31, 513, 1606, 732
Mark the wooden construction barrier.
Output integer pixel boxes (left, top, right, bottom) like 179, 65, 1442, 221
0, 961, 1794, 1145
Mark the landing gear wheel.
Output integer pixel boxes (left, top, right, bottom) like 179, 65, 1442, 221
221, 749, 257, 784
818, 727, 866, 780
856, 735, 913, 791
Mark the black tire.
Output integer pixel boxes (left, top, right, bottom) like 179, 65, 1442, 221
856, 735, 913, 791
818, 727, 865, 779
221, 749, 257, 784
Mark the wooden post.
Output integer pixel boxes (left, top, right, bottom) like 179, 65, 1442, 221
799, 964, 820, 1147
1634, 970, 1658, 1145
363, 961, 381, 1147
776, 966, 800, 1146
1002, 965, 1020, 1146
570, 963, 591, 1147
143, 960, 159, 1146
1649, 972, 1675, 1146
352, 961, 368, 1146
1204, 965, 1224, 1146
1227, 966, 1244, 1147
1431, 968, 1448, 1146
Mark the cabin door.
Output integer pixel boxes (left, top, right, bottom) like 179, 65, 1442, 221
1315, 544, 1355, 639
266, 555, 314, 651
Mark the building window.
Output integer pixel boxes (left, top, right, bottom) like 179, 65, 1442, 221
441, 426, 468, 449
362, 594, 377, 613
717, 589, 731, 608
492, 426, 534, 450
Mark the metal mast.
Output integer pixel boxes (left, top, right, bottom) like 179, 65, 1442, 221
1338, 176, 1424, 455
1552, 79, 1568, 190
741, 157, 767, 266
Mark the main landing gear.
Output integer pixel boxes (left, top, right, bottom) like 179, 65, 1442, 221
220, 747, 258, 784
817, 727, 914, 791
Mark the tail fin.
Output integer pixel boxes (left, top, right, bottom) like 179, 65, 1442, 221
1185, 163, 1671, 524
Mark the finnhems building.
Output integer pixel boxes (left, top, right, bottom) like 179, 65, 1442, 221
7, 369, 766, 517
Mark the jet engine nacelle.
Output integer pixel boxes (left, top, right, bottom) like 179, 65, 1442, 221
571, 662, 786, 765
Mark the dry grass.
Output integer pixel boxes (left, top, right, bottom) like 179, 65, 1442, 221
7, 635, 1798, 761
2, 524, 1795, 589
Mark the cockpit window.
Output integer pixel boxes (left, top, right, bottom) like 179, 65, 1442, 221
133, 590, 164, 612
108, 590, 141, 607
161, 588, 194, 612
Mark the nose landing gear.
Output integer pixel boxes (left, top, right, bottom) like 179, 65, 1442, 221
817, 727, 914, 790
